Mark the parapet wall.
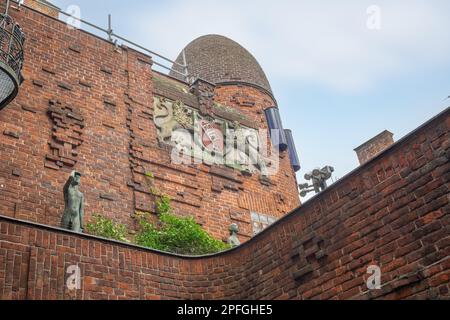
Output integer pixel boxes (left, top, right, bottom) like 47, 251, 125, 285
1, 108, 448, 300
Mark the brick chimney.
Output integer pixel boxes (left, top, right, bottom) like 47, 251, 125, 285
354, 130, 395, 165
24, 0, 59, 18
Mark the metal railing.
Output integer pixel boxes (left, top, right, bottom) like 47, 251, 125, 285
0, 9, 25, 79
0, 0, 25, 109
8, 0, 189, 81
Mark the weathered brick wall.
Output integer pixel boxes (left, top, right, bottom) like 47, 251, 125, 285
23, 0, 59, 18
1, 107, 448, 300
355, 130, 395, 165
0, 5, 142, 230
0, 5, 300, 243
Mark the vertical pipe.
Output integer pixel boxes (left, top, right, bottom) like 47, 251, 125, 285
5, 0, 10, 15
285, 129, 301, 172
182, 49, 189, 83
264, 107, 288, 152
107, 14, 112, 42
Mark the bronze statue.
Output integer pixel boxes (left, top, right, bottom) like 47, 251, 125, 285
227, 223, 241, 247
299, 166, 335, 197
61, 171, 84, 233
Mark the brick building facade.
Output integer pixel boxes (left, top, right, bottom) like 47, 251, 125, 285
0, 3, 301, 243
0, 2, 449, 300
0, 106, 448, 300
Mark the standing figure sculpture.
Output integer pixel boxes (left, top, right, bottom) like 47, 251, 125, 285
61, 171, 84, 233
227, 223, 241, 247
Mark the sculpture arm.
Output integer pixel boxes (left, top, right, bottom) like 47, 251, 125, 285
63, 175, 75, 206
79, 194, 85, 232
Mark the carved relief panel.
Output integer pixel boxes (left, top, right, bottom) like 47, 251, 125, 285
153, 96, 269, 177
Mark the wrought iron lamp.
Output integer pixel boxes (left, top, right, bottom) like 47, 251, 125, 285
0, 0, 25, 111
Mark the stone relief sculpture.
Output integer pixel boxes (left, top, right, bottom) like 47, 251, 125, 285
228, 223, 241, 247
153, 96, 269, 177
153, 97, 194, 144
227, 121, 269, 177
61, 171, 85, 233
171, 129, 194, 154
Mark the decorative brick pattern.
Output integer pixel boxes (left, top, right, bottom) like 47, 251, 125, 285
45, 100, 85, 170
190, 78, 216, 117
231, 92, 256, 107
290, 233, 328, 282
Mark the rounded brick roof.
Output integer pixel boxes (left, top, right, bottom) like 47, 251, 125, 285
170, 35, 273, 94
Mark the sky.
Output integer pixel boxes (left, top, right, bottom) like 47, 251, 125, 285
51, 0, 450, 200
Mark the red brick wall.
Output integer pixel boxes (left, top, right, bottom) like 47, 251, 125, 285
23, 0, 59, 19
0, 6, 141, 230
355, 130, 395, 165
0, 6, 300, 243
1, 107, 448, 300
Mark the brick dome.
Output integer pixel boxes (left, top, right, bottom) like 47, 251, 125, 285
170, 35, 273, 94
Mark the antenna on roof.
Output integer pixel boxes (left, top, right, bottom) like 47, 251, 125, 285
182, 49, 190, 84
4, 0, 10, 14
107, 13, 113, 42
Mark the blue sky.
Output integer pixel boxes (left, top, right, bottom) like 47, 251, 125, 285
51, 0, 450, 198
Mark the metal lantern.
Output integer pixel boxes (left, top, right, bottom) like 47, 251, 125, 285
0, 2, 25, 111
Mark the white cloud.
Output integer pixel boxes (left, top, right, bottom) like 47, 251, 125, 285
133, 0, 450, 93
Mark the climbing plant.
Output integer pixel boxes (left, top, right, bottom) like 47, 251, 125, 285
156, 194, 172, 215
86, 214, 130, 243
135, 212, 230, 255
87, 171, 229, 255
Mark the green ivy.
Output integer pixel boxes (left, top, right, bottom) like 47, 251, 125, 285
86, 214, 130, 243
145, 172, 154, 179
145, 171, 162, 197
135, 213, 230, 255
87, 172, 229, 255
156, 194, 172, 215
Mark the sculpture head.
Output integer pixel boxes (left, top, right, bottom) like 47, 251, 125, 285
229, 223, 239, 234
228, 223, 241, 247
72, 171, 82, 186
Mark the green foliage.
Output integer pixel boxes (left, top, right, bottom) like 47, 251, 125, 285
86, 214, 129, 243
145, 171, 162, 196
135, 213, 230, 255
88, 171, 228, 255
156, 194, 172, 215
